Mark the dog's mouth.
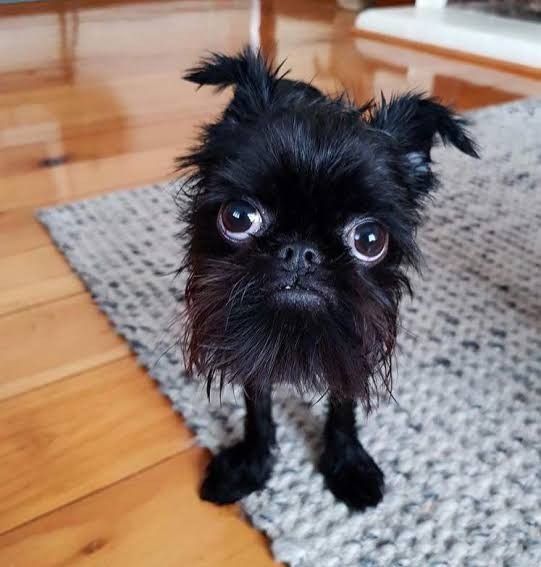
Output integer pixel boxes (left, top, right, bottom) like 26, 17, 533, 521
270, 278, 330, 309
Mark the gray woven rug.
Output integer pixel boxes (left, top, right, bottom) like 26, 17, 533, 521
39, 99, 541, 567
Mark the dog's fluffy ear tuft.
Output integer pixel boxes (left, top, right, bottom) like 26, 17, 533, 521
369, 93, 478, 200
183, 47, 286, 113
370, 93, 479, 158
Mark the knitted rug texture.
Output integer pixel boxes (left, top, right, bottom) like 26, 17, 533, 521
38, 99, 541, 567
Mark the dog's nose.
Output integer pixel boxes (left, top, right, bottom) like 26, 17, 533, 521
277, 242, 322, 272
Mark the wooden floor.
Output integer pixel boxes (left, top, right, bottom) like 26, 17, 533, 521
0, 1, 540, 565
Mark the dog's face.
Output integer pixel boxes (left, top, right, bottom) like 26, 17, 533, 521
179, 49, 478, 407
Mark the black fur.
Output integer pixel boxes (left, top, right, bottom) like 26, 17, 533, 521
178, 47, 478, 509
200, 383, 275, 504
319, 397, 384, 509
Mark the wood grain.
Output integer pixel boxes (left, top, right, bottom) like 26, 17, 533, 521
0, 114, 203, 178
0, 294, 131, 400
0, 209, 51, 257
0, 357, 193, 534
0, 246, 84, 315
0, 146, 175, 212
0, 449, 275, 566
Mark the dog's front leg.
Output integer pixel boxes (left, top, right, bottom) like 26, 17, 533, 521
319, 396, 384, 510
200, 383, 275, 504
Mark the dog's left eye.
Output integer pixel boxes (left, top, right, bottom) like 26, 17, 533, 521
218, 200, 263, 242
346, 218, 389, 265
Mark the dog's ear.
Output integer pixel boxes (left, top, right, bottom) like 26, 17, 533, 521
184, 47, 283, 115
369, 93, 479, 199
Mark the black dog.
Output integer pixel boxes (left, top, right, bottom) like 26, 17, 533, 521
178, 48, 478, 510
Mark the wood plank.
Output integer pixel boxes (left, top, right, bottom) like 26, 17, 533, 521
0, 449, 275, 567
0, 274, 82, 317
0, 146, 176, 212
0, 72, 217, 114
0, 113, 204, 178
0, 246, 84, 315
0, 6, 249, 88
0, 293, 131, 400
0, 358, 193, 534
0, 209, 50, 257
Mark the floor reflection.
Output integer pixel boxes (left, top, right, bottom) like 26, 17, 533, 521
0, 0, 539, 191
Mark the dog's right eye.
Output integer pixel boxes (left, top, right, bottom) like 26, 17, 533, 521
218, 200, 263, 242
345, 218, 389, 266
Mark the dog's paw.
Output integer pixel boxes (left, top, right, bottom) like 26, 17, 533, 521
319, 438, 385, 511
200, 441, 274, 505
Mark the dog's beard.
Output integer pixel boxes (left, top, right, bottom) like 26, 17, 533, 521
183, 256, 401, 411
